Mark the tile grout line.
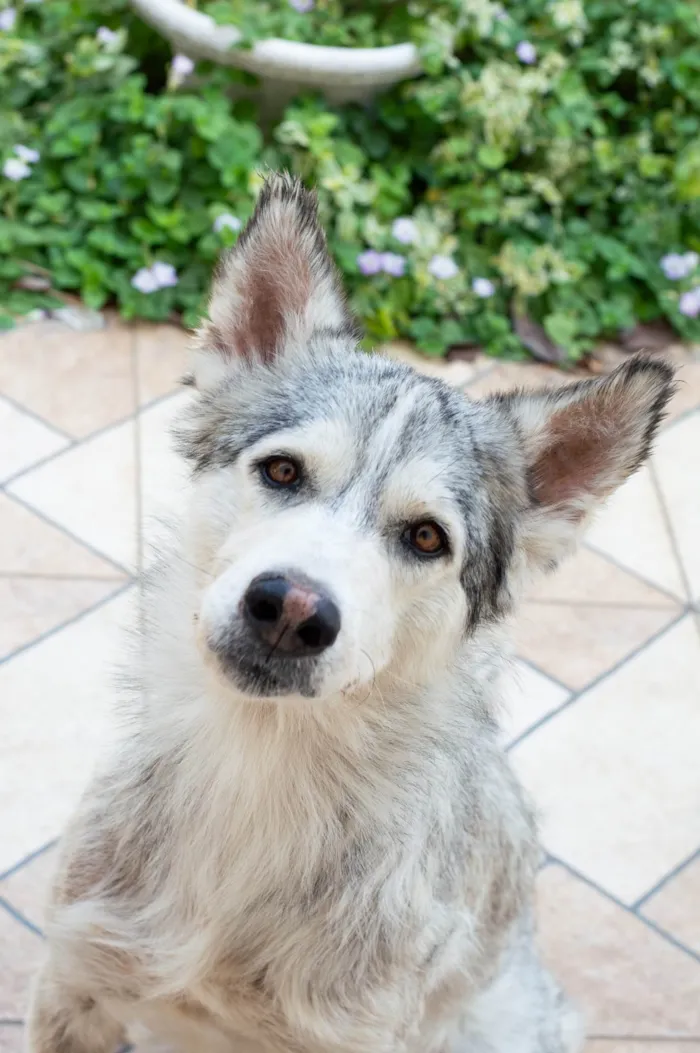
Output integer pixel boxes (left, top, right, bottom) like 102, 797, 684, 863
0, 386, 181, 492
507, 608, 691, 752
0, 580, 133, 667
0, 896, 44, 939
582, 540, 687, 605
648, 458, 695, 604
513, 654, 572, 695
0, 839, 57, 883
548, 855, 700, 966
1, 490, 133, 578
0, 391, 76, 444
632, 846, 700, 911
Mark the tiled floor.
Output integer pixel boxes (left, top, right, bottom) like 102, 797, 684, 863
0, 319, 699, 1052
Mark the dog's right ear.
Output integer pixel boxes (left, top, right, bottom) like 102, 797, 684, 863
190, 172, 354, 391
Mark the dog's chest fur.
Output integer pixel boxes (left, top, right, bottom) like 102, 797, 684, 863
65, 631, 536, 1050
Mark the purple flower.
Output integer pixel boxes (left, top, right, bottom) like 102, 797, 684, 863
357, 250, 384, 276
3, 158, 31, 181
14, 144, 40, 164
213, 212, 242, 234
661, 252, 699, 281
678, 288, 700, 318
96, 26, 119, 46
391, 217, 418, 245
428, 255, 459, 280
0, 7, 16, 31
289, 0, 314, 10
515, 40, 537, 64
150, 261, 179, 288
472, 277, 496, 298
380, 252, 406, 278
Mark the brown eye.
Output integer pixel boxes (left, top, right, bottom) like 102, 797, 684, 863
262, 456, 300, 488
405, 520, 448, 557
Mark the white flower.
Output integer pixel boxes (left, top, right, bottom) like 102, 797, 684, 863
678, 288, 700, 318
472, 277, 496, 298
131, 262, 178, 294
14, 144, 40, 164
428, 255, 459, 280
150, 261, 179, 288
96, 26, 120, 46
515, 40, 537, 64
391, 217, 418, 245
131, 268, 161, 295
289, 0, 314, 10
213, 212, 242, 234
0, 7, 16, 31
3, 157, 31, 181
170, 54, 195, 85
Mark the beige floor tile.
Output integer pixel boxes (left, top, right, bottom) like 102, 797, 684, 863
139, 392, 192, 566
527, 547, 678, 607
0, 577, 122, 660
513, 602, 677, 691
499, 660, 571, 745
1, 847, 57, 932
0, 495, 123, 578
641, 856, 700, 956
537, 865, 700, 1036
464, 361, 587, 400
585, 465, 686, 599
0, 908, 44, 1019
7, 420, 138, 571
0, 588, 134, 874
0, 397, 68, 483
0, 319, 135, 438
0, 1026, 25, 1053
654, 412, 700, 601
134, 322, 191, 406
382, 341, 481, 387
586, 1044, 700, 1052
513, 617, 700, 903
666, 361, 700, 423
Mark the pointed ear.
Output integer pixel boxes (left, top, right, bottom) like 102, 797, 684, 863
191, 173, 355, 390
489, 357, 676, 570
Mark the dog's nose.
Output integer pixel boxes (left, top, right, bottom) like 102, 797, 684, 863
243, 574, 340, 657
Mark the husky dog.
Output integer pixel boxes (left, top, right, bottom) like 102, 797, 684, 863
27, 174, 673, 1053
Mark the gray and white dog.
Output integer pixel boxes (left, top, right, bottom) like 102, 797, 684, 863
28, 174, 674, 1053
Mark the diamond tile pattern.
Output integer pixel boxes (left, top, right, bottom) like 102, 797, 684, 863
0, 318, 697, 1043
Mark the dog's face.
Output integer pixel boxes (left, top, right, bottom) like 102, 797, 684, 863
177, 175, 674, 703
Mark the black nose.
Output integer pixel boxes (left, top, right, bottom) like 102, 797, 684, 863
242, 574, 341, 658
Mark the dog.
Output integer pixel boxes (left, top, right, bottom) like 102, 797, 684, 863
27, 173, 674, 1053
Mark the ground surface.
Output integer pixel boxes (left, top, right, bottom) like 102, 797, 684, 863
0, 317, 699, 1051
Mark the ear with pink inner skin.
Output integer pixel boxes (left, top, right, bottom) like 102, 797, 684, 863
191, 173, 355, 390
488, 357, 676, 571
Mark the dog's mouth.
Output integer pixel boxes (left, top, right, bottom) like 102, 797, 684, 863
210, 640, 319, 699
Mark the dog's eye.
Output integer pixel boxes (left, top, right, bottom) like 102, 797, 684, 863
404, 520, 449, 557
261, 456, 300, 488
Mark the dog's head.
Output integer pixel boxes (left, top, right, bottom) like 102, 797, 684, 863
177, 174, 674, 703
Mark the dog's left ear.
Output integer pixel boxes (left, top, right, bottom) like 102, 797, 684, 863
191, 172, 354, 390
489, 357, 676, 570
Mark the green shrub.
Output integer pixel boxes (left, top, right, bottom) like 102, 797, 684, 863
2, 0, 700, 359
